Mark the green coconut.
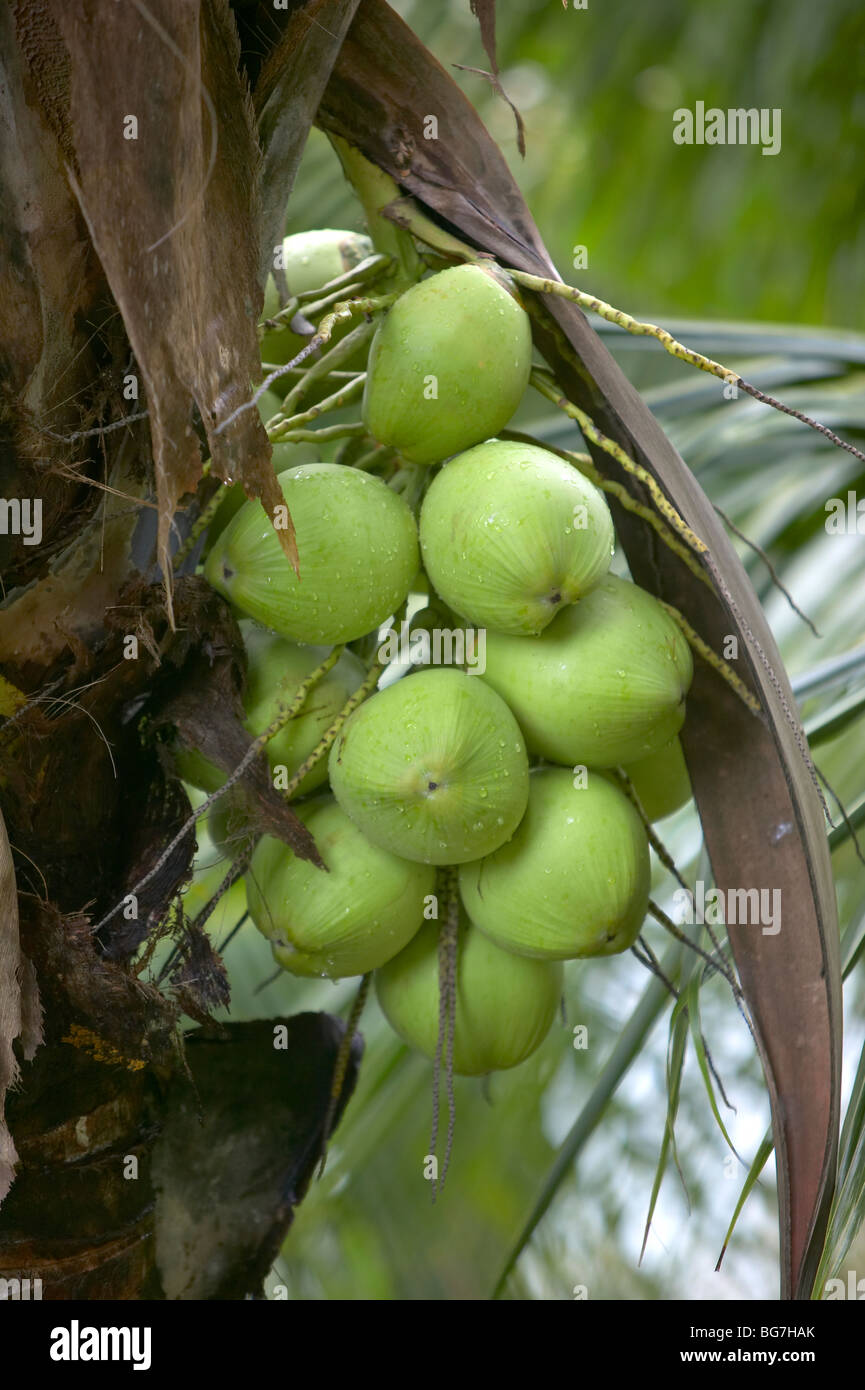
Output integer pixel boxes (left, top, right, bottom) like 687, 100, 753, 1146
375, 916, 563, 1076
204, 463, 419, 644
259, 229, 373, 367
419, 439, 614, 635
205, 443, 320, 555
621, 735, 693, 822
362, 264, 533, 465
460, 766, 650, 960
478, 572, 694, 767
328, 668, 529, 865
246, 797, 434, 978
206, 787, 255, 863
173, 746, 227, 796
241, 622, 366, 795
202, 388, 320, 555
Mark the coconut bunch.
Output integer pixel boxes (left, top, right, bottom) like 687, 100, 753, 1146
186, 233, 698, 1079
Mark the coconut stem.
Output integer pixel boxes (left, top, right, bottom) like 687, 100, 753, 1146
296, 292, 397, 361
262, 367, 361, 385
370, 196, 483, 268
263, 648, 345, 747
257, 294, 300, 337
442, 882, 459, 1192
270, 372, 367, 437
648, 899, 744, 1010
622, 768, 734, 994
279, 657, 384, 803
295, 279, 366, 324
390, 463, 429, 517
512, 270, 865, 467
430, 866, 459, 1202
329, 135, 425, 292
295, 251, 393, 303
615, 770, 692, 895
500, 427, 715, 593
657, 601, 763, 716
712, 504, 819, 637
530, 368, 710, 563
569, 452, 714, 591
270, 422, 368, 446
346, 443, 399, 474
246, 293, 397, 416
274, 318, 375, 420
318, 973, 371, 1177
632, 936, 679, 1000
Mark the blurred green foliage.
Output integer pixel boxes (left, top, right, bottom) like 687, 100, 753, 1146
290, 0, 863, 329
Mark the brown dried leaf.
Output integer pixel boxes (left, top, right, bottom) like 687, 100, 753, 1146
49, 0, 296, 623
22, 903, 177, 1069
465, 0, 525, 156
100, 776, 198, 962
16, 958, 43, 1067
0, 440, 148, 672
253, 0, 363, 291
2, 1, 122, 596
155, 644, 324, 867
168, 923, 230, 1025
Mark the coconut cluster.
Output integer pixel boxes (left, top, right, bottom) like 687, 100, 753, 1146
192, 237, 695, 1078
